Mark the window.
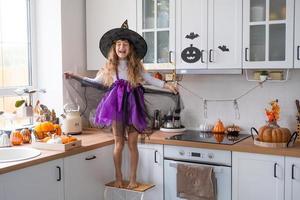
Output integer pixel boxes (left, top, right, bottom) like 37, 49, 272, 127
0, 0, 32, 128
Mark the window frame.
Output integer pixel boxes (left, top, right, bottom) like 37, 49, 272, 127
0, 0, 36, 104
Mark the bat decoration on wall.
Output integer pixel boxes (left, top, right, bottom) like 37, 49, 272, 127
185, 32, 199, 40
181, 44, 201, 63
218, 45, 229, 52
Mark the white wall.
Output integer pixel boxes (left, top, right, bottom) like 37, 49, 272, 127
61, 0, 93, 104
34, 0, 92, 115
35, 0, 63, 113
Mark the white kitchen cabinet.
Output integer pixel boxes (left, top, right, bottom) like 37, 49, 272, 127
285, 156, 300, 200
86, 0, 137, 70
136, 143, 164, 200
243, 0, 294, 69
2, 159, 64, 200
294, 0, 300, 68
232, 152, 284, 200
64, 144, 114, 200
175, 0, 242, 70
137, 0, 176, 70
0, 175, 4, 200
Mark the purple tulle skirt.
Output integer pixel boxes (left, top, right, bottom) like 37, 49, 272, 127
94, 79, 147, 133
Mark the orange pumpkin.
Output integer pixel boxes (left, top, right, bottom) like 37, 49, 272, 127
20, 128, 31, 143
10, 130, 23, 145
34, 121, 55, 139
34, 121, 55, 132
61, 135, 77, 144
258, 123, 291, 143
213, 119, 225, 133
53, 124, 62, 136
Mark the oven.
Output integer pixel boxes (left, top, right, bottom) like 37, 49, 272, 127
164, 145, 231, 200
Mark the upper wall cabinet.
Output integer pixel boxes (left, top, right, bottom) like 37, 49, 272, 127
243, 0, 294, 69
295, 0, 300, 68
137, 0, 176, 70
86, 0, 137, 70
175, 0, 242, 70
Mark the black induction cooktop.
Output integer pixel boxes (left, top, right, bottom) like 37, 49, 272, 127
166, 130, 251, 145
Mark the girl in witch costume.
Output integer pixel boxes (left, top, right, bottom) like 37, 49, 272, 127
64, 20, 178, 189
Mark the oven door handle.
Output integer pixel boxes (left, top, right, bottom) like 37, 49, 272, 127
168, 161, 224, 173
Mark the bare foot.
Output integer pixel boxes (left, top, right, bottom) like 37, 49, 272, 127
127, 181, 138, 189
114, 180, 123, 188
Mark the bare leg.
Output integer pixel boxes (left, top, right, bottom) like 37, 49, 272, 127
113, 125, 125, 188
127, 131, 139, 189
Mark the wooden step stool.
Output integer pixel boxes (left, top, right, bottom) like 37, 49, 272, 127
104, 181, 155, 200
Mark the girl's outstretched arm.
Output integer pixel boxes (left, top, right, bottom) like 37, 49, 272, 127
64, 72, 84, 81
64, 72, 107, 90
142, 72, 178, 94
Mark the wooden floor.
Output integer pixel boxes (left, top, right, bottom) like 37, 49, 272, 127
105, 181, 155, 192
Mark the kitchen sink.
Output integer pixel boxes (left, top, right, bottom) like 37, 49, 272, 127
0, 147, 41, 163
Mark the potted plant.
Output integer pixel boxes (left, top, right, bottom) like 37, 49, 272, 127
259, 70, 269, 81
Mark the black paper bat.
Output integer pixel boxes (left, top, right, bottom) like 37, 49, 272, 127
218, 45, 229, 52
185, 32, 199, 40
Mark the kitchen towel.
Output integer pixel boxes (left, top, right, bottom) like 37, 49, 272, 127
177, 164, 216, 200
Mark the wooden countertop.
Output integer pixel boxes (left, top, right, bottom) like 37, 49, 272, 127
0, 129, 114, 175
1, 129, 300, 175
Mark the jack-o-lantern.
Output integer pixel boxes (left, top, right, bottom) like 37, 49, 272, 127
181, 44, 201, 63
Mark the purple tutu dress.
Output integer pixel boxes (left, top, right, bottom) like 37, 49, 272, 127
94, 76, 147, 134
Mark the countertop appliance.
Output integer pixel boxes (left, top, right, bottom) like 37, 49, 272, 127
61, 103, 82, 135
164, 145, 232, 200
166, 130, 250, 145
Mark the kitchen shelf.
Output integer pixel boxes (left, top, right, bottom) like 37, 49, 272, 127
244, 69, 290, 82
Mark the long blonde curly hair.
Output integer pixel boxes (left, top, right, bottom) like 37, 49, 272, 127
97, 40, 145, 87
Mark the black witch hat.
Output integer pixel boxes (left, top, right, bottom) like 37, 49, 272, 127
99, 20, 147, 59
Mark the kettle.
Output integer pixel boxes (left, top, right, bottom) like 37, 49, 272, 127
61, 103, 82, 135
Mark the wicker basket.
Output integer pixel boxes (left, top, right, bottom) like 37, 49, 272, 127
250, 127, 298, 148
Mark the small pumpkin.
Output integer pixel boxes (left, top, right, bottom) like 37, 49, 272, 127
20, 128, 31, 143
61, 135, 77, 144
34, 121, 55, 133
258, 122, 291, 143
54, 124, 62, 136
10, 130, 23, 145
226, 124, 241, 136
34, 121, 55, 139
213, 119, 225, 133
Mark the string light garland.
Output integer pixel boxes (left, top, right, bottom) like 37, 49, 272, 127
177, 80, 267, 120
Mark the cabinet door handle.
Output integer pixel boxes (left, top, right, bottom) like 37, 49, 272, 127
200, 50, 205, 63
85, 155, 97, 160
297, 46, 300, 60
245, 48, 249, 61
209, 49, 213, 62
154, 150, 158, 163
274, 163, 278, 178
292, 164, 295, 180
56, 166, 62, 181
168, 51, 173, 64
